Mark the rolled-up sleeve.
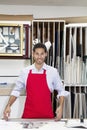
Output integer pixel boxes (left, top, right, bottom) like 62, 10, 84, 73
53, 69, 70, 98
57, 90, 70, 99
11, 70, 26, 97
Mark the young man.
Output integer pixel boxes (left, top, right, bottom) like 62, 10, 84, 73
3, 43, 69, 121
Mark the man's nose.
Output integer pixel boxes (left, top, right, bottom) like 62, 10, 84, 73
38, 54, 42, 58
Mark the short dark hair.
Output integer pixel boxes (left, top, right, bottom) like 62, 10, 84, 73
33, 43, 47, 52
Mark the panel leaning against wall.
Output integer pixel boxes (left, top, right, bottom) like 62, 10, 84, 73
64, 23, 87, 119
32, 20, 65, 114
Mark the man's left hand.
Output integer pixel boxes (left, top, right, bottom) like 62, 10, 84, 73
54, 106, 63, 121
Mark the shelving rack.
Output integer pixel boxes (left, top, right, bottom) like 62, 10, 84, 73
32, 20, 65, 114
63, 23, 87, 118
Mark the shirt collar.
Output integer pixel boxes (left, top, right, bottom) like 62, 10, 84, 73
32, 63, 47, 71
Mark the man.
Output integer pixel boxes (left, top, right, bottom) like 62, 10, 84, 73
3, 43, 69, 121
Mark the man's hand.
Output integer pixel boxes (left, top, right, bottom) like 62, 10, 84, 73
3, 105, 11, 121
54, 106, 63, 121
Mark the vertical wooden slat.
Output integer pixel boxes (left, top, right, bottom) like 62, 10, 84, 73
37, 22, 40, 42
42, 22, 44, 44
52, 22, 55, 67
57, 22, 60, 72
47, 22, 50, 64
85, 28, 87, 55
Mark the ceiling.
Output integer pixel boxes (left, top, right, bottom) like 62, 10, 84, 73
0, 0, 87, 6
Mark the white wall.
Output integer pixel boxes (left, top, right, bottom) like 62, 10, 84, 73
0, 96, 26, 118
0, 59, 30, 84
0, 4, 87, 118
0, 5, 87, 18
0, 59, 29, 118
0, 5, 87, 84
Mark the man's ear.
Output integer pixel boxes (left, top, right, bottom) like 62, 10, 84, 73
32, 51, 34, 57
45, 52, 47, 57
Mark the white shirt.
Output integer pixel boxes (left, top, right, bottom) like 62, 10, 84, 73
11, 63, 69, 98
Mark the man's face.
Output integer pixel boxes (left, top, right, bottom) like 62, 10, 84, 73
33, 48, 47, 65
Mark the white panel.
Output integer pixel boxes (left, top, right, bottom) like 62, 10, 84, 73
0, 96, 26, 118
0, 77, 17, 84
0, 59, 30, 76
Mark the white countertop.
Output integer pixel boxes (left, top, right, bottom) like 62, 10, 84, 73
0, 118, 87, 130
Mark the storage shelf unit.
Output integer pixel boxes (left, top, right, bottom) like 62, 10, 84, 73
64, 23, 87, 119
32, 20, 65, 114
32, 20, 65, 79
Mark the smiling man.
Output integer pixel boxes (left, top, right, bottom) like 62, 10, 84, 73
3, 43, 69, 121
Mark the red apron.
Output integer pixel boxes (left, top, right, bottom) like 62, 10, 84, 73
22, 69, 54, 118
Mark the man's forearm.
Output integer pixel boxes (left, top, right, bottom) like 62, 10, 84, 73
58, 96, 64, 107
55, 96, 65, 121
6, 95, 17, 107
3, 95, 17, 120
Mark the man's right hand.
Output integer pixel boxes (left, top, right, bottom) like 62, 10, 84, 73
3, 105, 11, 121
